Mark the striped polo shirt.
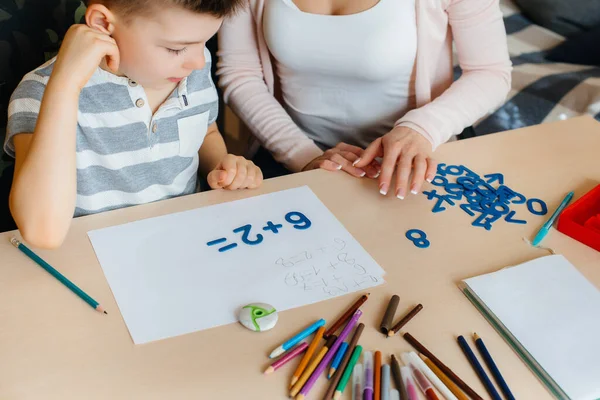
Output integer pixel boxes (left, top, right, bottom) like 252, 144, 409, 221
4, 47, 218, 216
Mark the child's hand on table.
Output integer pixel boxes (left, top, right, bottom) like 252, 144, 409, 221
207, 154, 263, 190
302, 142, 381, 178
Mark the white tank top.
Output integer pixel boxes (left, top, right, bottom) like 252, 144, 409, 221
264, 0, 417, 150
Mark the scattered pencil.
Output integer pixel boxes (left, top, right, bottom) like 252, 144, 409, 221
290, 326, 325, 387
322, 323, 365, 400
269, 319, 325, 359
403, 332, 483, 400
474, 333, 515, 400
457, 335, 502, 400
10, 237, 107, 314
264, 342, 308, 375
388, 304, 423, 337
324, 293, 369, 338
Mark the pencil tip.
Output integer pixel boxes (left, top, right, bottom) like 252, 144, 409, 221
104, 311, 108, 314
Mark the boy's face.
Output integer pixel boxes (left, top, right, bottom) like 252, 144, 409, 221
110, 6, 223, 90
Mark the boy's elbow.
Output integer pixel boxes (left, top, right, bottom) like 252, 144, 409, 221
10, 202, 69, 250
17, 222, 68, 249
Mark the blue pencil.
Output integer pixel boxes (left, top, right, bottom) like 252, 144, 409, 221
457, 335, 501, 400
532, 191, 574, 246
269, 319, 326, 358
328, 341, 349, 378
474, 333, 515, 400
10, 237, 106, 313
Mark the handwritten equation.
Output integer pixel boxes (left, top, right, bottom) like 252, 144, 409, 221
277, 238, 382, 298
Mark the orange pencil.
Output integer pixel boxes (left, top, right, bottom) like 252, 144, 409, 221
374, 351, 382, 400
290, 326, 325, 387
290, 335, 337, 397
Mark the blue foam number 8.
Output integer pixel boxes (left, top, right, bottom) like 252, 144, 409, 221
406, 229, 430, 249
285, 211, 312, 230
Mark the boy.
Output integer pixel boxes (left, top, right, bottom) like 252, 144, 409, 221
4, 0, 262, 249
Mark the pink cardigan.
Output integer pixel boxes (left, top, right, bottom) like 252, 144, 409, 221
217, 0, 512, 172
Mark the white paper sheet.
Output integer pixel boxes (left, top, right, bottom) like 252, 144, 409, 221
464, 255, 600, 400
88, 186, 385, 344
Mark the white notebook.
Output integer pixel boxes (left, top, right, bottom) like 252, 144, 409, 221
460, 255, 600, 400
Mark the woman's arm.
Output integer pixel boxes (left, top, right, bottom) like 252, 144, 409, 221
397, 0, 512, 148
217, 3, 323, 172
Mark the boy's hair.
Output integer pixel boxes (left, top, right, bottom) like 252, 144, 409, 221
86, 0, 243, 18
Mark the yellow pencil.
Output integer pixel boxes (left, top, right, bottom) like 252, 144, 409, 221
420, 354, 469, 400
290, 326, 325, 388
289, 335, 336, 397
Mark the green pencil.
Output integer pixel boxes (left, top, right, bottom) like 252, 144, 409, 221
10, 237, 107, 314
333, 345, 363, 400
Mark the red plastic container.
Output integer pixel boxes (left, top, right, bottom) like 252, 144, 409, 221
557, 184, 600, 252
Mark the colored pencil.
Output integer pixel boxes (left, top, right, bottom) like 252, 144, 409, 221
270, 319, 325, 358
10, 237, 106, 313
329, 341, 348, 378
474, 333, 515, 400
324, 293, 369, 338
374, 351, 382, 400
264, 342, 308, 374
298, 310, 362, 398
403, 332, 483, 400
291, 326, 325, 387
323, 323, 365, 400
388, 304, 423, 337
290, 335, 337, 397
333, 345, 363, 400
420, 354, 469, 400
457, 335, 502, 400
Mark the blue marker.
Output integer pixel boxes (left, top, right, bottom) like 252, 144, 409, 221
532, 191, 574, 246
328, 341, 349, 378
269, 319, 326, 359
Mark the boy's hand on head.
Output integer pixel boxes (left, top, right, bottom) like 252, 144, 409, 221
302, 142, 381, 179
207, 154, 263, 190
52, 24, 120, 91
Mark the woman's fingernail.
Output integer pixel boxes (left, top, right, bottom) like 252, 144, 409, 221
359, 171, 366, 177
379, 183, 388, 196
411, 186, 419, 195
426, 176, 433, 183
396, 189, 405, 200
335, 164, 342, 170
374, 171, 381, 179
352, 158, 362, 167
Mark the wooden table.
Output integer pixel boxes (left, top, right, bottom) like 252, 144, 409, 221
1, 116, 599, 400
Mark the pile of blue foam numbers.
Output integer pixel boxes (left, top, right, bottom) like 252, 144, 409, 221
423, 164, 548, 231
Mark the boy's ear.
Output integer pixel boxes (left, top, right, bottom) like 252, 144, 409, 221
85, 4, 117, 35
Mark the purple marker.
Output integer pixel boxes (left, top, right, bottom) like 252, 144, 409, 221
297, 309, 363, 399
363, 351, 374, 400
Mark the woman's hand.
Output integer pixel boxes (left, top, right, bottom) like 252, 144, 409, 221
354, 126, 437, 198
302, 142, 380, 178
